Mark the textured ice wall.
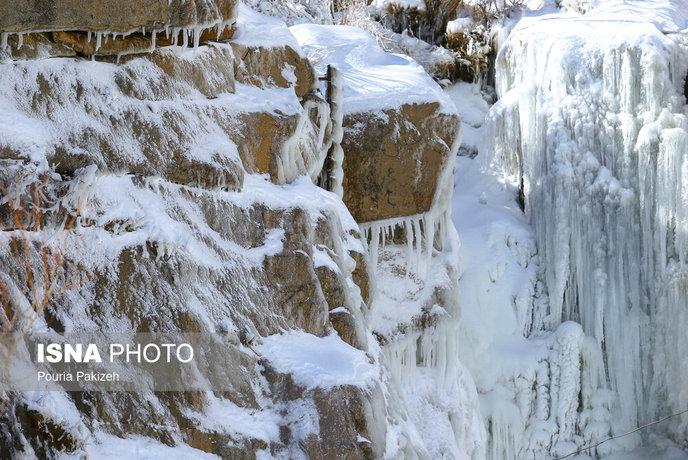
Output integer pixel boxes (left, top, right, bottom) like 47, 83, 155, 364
491, 4, 688, 449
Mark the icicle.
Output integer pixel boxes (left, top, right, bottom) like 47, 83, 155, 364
95, 32, 102, 52
1, 33, 9, 51
87, 31, 92, 42
369, 222, 379, 273
424, 213, 435, 274
405, 218, 414, 274
413, 218, 423, 275
182, 28, 188, 48
193, 26, 201, 48
17, 33, 23, 49
328, 67, 345, 198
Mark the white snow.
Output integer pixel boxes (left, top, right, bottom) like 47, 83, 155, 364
183, 395, 281, 443
446, 18, 475, 35
448, 79, 617, 458
234, 3, 302, 51
289, 24, 456, 115
81, 433, 220, 460
581, 0, 688, 33
372, 0, 426, 11
257, 331, 378, 390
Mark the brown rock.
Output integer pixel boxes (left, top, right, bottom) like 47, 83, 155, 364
262, 208, 330, 336
50, 27, 236, 59
2, 33, 75, 60
306, 385, 387, 460
0, 0, 237, 34
341, 102, 459, 223
146, 44, 236, 98
53, 30, 153, 57
233, 111, 301, 176
350, 249, 371, 307
0, 43, 325, 186
330, 308, 364, 349
316, 264, 347, 311
15, 404, 78, 456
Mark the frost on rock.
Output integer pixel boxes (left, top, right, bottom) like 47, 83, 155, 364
487, 0, 688, 454
287, 21, 485, 459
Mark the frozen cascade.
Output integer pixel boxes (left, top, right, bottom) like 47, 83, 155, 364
475, 320, 613, 459
373, 219, 485, 458
381, 320, 485, 459
489, 5, 688, 451
277, 97, 331, 184
360, 135, 485, 456
360, 211, 451, 279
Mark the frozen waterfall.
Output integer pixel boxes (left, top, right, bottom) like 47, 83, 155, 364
490, 2, 688, 452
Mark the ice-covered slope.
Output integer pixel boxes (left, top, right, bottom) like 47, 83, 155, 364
488, 0, 688, 455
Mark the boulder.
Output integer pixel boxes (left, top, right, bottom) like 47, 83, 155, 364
232, 4, 316, 99
233, 43, 316, 98
306, 385, 387, 460
341, 102, 459, 222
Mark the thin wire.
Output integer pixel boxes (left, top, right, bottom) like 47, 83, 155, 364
554, 408, 688, 459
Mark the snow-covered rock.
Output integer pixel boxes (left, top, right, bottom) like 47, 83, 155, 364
291, 24, 460, 223
0, 3, 486, 458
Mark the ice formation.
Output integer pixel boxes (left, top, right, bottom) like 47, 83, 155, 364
480, 0, 688, 456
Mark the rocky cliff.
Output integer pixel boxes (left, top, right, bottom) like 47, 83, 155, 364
0, 2, 483, 458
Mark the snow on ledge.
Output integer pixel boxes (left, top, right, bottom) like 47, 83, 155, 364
289, 24, 456, 115
233, 3, 301, 51
84, 433, 220, 459
585, 0, 688, 34
257, 331, 378, 390
372, 0, 427, 11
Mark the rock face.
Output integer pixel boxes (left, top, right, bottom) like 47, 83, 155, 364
0, 0, 237, 34
342, 102, 459, 222
0, 4, 483, 459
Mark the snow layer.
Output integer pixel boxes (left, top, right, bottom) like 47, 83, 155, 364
289, 24, 456, 114
82, 434, 220, 460
372, 0, 427, 11
257, 331, 378, 390
234, 3, 302, 50
581, 0, 688, 33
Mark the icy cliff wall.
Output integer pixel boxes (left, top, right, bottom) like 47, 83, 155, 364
491, 0, 688, 447
0, 2, 483, 458
292, 23, 486, 459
